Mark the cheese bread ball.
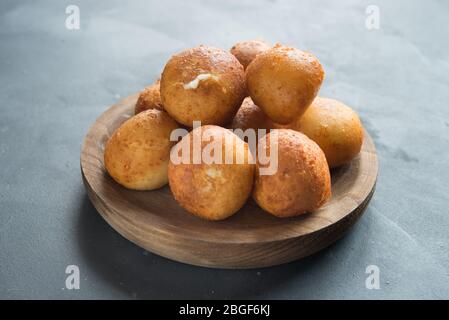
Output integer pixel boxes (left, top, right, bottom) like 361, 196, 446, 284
168, 125, 254, 220
160, 46, 246, 127
253, 129, 331, 217
104, 109, 180, 190
230, 40, 271, 69
246, 45, 324, 124
294, 97, 364, 168
229, 97, 273, 141
135, 80, 163, 114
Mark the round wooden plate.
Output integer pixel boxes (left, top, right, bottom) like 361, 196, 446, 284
81, 94, 378, 269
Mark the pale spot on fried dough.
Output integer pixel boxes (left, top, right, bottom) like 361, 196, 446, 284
183, 73, 219, 90
205, 168, 224, 179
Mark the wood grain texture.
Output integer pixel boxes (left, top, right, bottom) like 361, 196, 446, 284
80, 94, 378, 269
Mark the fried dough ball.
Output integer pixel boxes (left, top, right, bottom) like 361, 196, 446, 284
104, 109, 180, 190
168, 125, 254, 220
294, 97, 364, 168
246, 45, 324, 124
135, 80, 163, 114
253, 129, 331, 217
230, 40, 271, 69
229, 97, 273, 141
160, 45, 246, 127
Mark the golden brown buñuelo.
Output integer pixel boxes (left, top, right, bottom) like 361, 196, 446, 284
135, 80, 163, 114
246, 45, 324, 124
253, 129, 331, 217
229, 96, 274, 141
104, 109, 180, 190
160, 45, 246, 127
293, 97, 364, 168
230, 40, 271, 70
168, 125, 255, 220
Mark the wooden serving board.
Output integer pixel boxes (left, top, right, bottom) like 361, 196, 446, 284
80, 94, 378, 269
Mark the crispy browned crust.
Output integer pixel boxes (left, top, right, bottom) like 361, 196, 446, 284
168, 125, 255, 220
135, 81, 163, 114
230, 40, 271, 69
104, 109, 180, 190
160, 45, 246, 127
253, 129, 331, 217
295, 97, 364, 168
246, 45, 324, 124
229, 97, 273, 138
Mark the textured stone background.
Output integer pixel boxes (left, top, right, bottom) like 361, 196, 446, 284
1, 0, 448, 299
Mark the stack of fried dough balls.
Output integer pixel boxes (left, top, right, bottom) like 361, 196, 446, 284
104, 40, 365, 220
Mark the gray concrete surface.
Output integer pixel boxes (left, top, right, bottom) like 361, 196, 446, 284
1, 0, 448, 299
